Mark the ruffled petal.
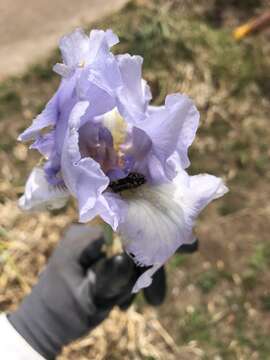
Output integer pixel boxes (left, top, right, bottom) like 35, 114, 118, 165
173, 170, 229, 221
118, 170, 228, 292
61, 101, 122, 229
19, 75, 77, 149
30, 131, 55, 159
132, 264, 162, 293
42, 75, 80, 186
167, 94, 199, 169
53, 28, 89, 77
80, 192, 127, 230
84, 30, 121, 95
85, 54, 151, 125
118, 183, 189, 292
53, 28, 119, 77
19, 167, 69, 211
118, 183, 188, 266
116, 54, 151, 123
127, 127, 152, 177
61, 100, 107, 192
18, 91, 58, 142
139, 94, 199, 180
77, 69, 116, 125
86, 55, 122, 98
88, 29, 119, 60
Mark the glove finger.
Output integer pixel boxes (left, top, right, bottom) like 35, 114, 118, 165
54, 224, 105, 264
118, 293, 137, 311
92, 253, 137, 309
143, 266, 167, 306
176, 238, 199, 253
79, 238, 105, 271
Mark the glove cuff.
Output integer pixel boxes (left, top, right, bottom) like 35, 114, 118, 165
9, 292, 63, 360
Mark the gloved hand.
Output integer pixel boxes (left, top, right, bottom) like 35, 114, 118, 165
8, 225, 135, 360
86, 237, 200, 310
8, 224, 199, 360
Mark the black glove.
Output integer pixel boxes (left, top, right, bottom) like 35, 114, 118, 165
81, 237, 199, 309
91, 238, 199, 309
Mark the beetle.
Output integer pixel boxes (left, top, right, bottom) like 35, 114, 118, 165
109, 172, 146, 193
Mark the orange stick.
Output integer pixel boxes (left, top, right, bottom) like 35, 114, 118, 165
233, 11, 270, 40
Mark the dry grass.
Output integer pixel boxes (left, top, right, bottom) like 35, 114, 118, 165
1, 0, 270, 358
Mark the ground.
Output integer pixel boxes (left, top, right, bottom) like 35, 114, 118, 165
1, 0, 270, 359
0, 0, 128, 80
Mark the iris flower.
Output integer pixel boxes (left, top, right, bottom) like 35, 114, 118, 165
19, 28, 228, 292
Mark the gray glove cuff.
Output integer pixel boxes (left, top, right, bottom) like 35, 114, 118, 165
9, 269, 108, 360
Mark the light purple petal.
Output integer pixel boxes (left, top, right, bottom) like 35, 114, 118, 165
85, 54, 151, 125
44, 159, 63, 186
61, 101, 122, 229
173, 170, 229, 222
19, 167, 69, 211
30, 131, 55, 159
167, 94, 199, 169
77, 73, 116, 125
80, 192, 127, 230
54, 28, 89, 76
118, 184, 187, 267
78, 121, 118, 174
88, 29, 119, 60
18, 91, 58, 142
118, 170, 227, 292
116, 54, 151, 123
39, 75, 79, 185
54, 75, 79, 153
131, 127, 152, 160
132, 264, 162, 293
19, 75, 78, 151
123, 127, 153, 177
53, 63, 73, 78
61, 101, 107, 192
53, 28, 119, 77
146, 153, 169, 184
86, 54, 122, 97
138, 94, 199, 180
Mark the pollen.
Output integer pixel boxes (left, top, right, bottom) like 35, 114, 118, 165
78, 60, 86, 68
103, 108, 127, 153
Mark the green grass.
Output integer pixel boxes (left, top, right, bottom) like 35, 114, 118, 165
0, 85, 21, 119
260, 295, 270, 312
0, 226, 8, 239
196, 270, 221, 294
180, 308, 211, 343
168, 254, 188, 269
242, 269, 258, 290
249, 243, 270, 272
242, 243, 270, 290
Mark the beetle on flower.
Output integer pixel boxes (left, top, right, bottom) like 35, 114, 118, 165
18, 28, 228, 292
